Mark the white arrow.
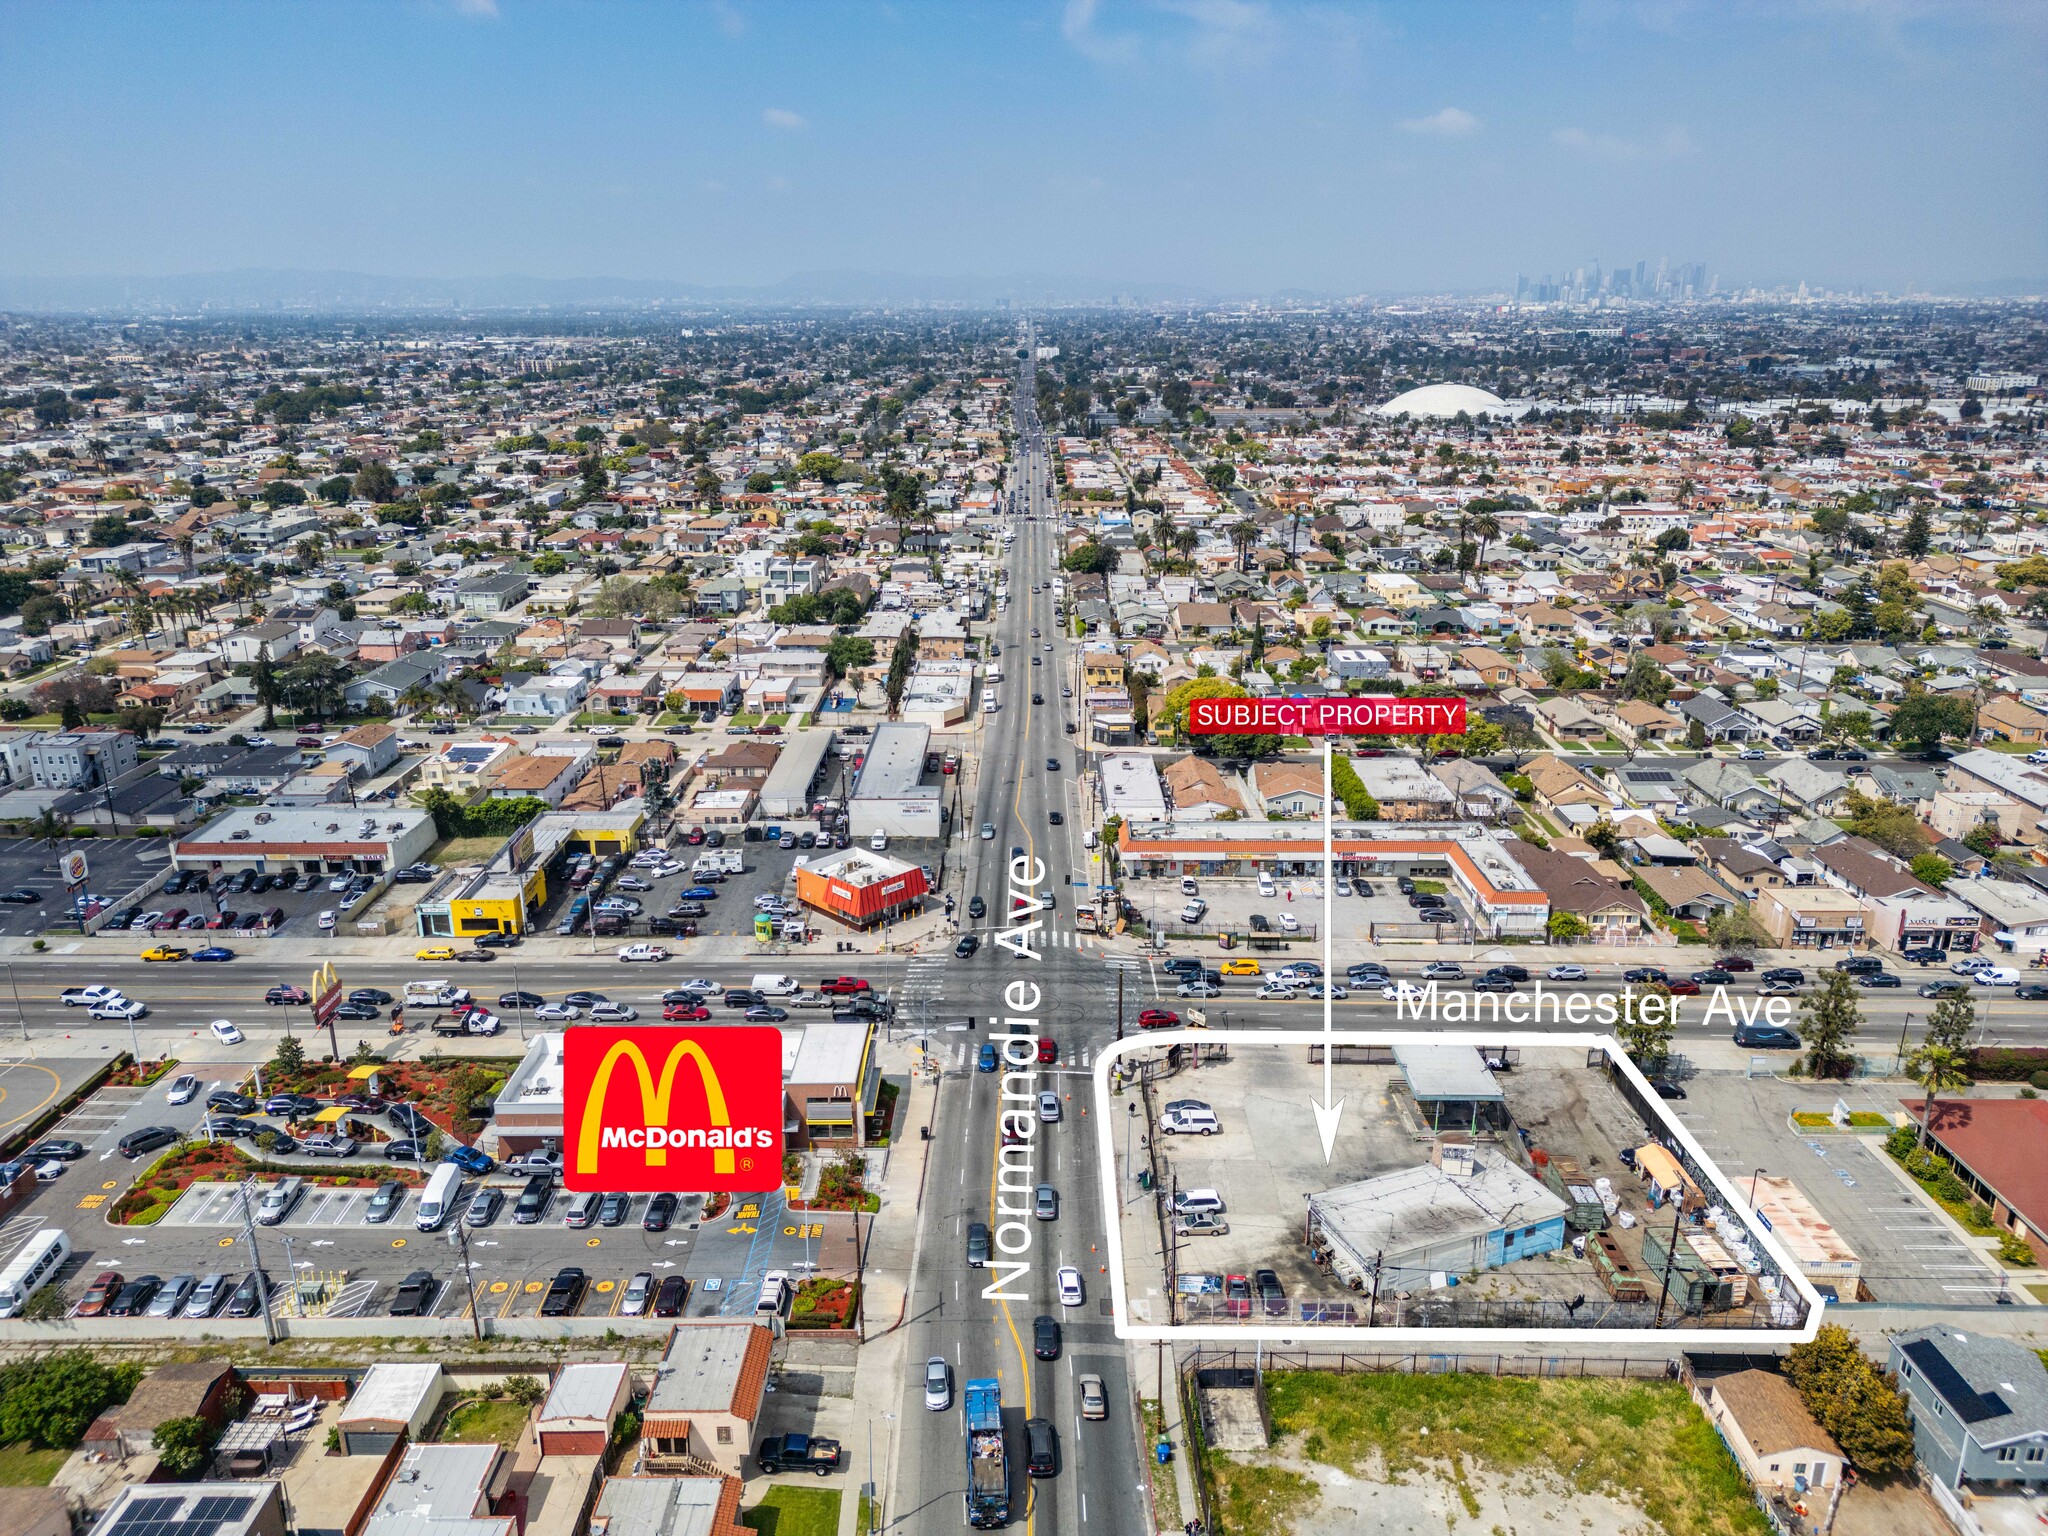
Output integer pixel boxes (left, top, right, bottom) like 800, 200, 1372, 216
652, 1260, 677, 1269
100, 1150, 116, 1161
475, 1240, 500, 1248
1308, 734, 1344, 1165
122, 1238, 147, 1246
311, 1240, 335, 1247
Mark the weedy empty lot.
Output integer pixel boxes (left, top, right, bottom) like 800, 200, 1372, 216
1204, 1370, 1770, 1536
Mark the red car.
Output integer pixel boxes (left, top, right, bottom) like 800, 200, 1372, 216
1665, 979, 1703, 997
1037, 1037, 1057, 1064
1137, 1009, 1180, 1029
1713, 955, 1757, 972
685, 828, 706, 845
1223, 1273, 1252, 1319
663, 1003, 711, 1021
819, 977, 871, 995
74, 1270, 123, 1317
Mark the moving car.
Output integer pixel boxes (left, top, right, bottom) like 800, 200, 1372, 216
118, 1126, 179, 1158
1733, 1024, 1802, 1049
1033, 1313, 1061, 1359
1056, 1265, 1084, 1307
165, 1075, 201, 1105
1079, 1374, 1106, 1420
388, 1270, 438, 1317
924, 1356, 952, 1411
139, 945, 187, 963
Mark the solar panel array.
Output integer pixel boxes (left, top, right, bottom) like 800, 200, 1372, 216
106, 1493, 257, 1536
1902, 1339, 2010, 1425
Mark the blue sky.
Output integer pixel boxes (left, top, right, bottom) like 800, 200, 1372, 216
1, 0, 2041, 295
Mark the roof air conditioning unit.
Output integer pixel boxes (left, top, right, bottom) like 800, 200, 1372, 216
326, 823, 341, 834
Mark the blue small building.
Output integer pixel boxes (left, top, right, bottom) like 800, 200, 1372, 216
1889, 1326, 2048, 1492
1307, 1140, 1571, 1292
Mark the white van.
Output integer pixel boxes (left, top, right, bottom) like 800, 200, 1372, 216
755, 1269, 792, 1318
751, 974, 801, 997
257, 1177, 304, 1226
1159, 1105, 1221, 1136
982, 693, 999, 714
0, 1229, 71, 1319
1972, 966, 2019, 986
416, 1164, 463, 1232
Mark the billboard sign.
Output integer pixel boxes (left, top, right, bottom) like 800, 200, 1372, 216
1187, 696, 1467, 737
563, 1027, 784, 1193
59, 851, 89, 885
310, 960, 345, 1026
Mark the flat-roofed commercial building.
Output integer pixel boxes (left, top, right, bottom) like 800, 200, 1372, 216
846, 721, 941, 838
414, 807, 643, 938
794, 846, 930, 930
756, 728, 835, 819
1114, 818, 1549, 937
175, 805, 438, 877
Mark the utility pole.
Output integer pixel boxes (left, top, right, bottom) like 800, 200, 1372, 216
1652, 1200, 1685, 1327
238, 1181, 280, 1345
449, 1223, 483, 1342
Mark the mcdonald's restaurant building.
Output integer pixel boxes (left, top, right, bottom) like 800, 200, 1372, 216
487, 1020, 882, 1157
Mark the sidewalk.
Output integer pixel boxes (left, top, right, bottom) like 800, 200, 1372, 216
840, 1034, 941, 1536
1106, 1070, 1203, 1534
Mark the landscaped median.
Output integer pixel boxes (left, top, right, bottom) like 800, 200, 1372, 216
110, 1141, 428, 1226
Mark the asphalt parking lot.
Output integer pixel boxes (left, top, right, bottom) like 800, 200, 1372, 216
0, 837, 171, 937
5, 1063, 870, 1323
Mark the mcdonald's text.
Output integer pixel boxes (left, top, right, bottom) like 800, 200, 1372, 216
563, 1026, 784, 1193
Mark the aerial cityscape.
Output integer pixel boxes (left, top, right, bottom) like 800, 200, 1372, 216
0, 5, 2042, 1536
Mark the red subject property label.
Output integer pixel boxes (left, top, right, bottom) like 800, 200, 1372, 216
563, 1027, 784, 1193
1187, 695, 1467, 736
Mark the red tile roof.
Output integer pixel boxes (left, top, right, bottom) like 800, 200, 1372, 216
1903, 1096, 2048, 1233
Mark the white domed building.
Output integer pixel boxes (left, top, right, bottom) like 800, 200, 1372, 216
1376, 383, 1510, 420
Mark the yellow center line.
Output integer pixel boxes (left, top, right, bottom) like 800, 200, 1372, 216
984, 488, 1041, 1531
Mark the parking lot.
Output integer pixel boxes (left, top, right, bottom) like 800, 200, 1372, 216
1134, 1040, 1794, 1324
96, 864, 360, 947
1131, 869, 1471, 951
0, 836, 170, 937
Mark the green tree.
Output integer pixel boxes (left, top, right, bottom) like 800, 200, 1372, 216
1686, 717, 1708, 750
1060, 542, 1115, 575
1899, 505, 1932, 559
532, 552, 568, 576
1582, 819, 1623, 859
1618, 653, 1672, 705
271, 1033, 305, 1074
0, 1350, 142, 1448
1784, 1324, 1916, 1475
824, 635, 875, 679
1890, 692, 1975, 755
1615, 985, 1675, 1069
1329, 755, 1380, 820
1798, 969, 1861, 1079
1909, 853, 1954, 887
1202, 460, 1236, 492
153, 1415, 216, 1479
352, 460, 399, 502
1837, 791, 1929, 860
1546, 910, 1590, 943
1923, 990, 1976, 1056
1907, 1042, 1971, 1146
1704, 904, 1768, 953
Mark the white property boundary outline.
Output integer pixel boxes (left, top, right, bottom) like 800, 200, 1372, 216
1091, 1028, 1828, 1346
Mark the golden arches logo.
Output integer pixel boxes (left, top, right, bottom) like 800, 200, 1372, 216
310, 960, 341, 999
577, 1039, 735, 1176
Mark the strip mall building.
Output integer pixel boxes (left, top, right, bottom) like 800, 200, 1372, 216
1113, 819, 1551, 938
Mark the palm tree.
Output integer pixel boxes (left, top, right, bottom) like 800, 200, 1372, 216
1908, 1042, 1972, 1148
1228, 520, 1259, 573
397, 683, 437, 720
433, 678, 470, 719
174, 533, 196, 573
1466, 510, 1502, 569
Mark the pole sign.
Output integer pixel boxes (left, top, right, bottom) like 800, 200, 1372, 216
1186, 695, 1467, 737
60, 851, 89, 885
563, 1026, 784, 1193
309, 960, 344, 1027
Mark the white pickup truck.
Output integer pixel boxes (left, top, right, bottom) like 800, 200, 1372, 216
402, 980, 471, 1010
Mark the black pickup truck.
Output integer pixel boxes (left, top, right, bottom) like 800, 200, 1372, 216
756, 1433, 843, 1476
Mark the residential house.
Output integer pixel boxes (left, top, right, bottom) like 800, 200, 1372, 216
1978, 695, 2048, 746
1682, 760, 1779, 818
1514, 843, 1652, 943
1521, 753, 1612, 817
344, 652, 449, 711
1888, 1323, 2048, 1490
1694, 1367, 1844, 1508
1161, 755, 1245, 820
641, 1322, 775, 1477
456, 566, 533, 615
1697, 838, 1790, 896
1350, 756, 1456, 821
1430, 758, 1519, 822
501, 673, 589, 719
1250, 761, 1325, 818
1765, 759, 1854, 817
488, 753, 588, 808
1534, 695, 1605, 741
325, 722, 402, 779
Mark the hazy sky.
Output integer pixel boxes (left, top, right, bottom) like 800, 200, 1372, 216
2, 0, 2042, 295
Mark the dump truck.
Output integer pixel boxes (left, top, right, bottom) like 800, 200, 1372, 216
964, 1376, 1009, 1528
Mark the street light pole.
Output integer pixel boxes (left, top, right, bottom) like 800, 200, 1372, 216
5, 962, 26, 1044
449, 1223, 483, 1342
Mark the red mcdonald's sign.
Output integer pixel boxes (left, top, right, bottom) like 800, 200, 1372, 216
563, 1027, 785, 1193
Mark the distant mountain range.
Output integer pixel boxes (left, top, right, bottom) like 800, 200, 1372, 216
0, 267, 1230, 314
